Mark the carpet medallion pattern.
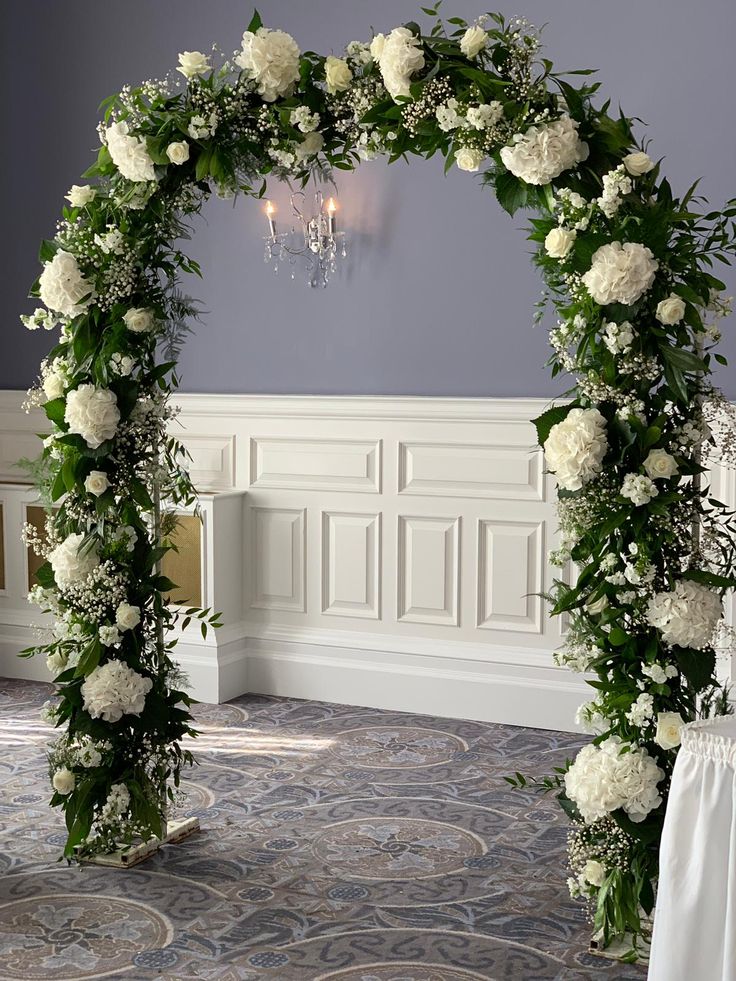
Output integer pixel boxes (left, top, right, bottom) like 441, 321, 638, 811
0, 679, 646, 980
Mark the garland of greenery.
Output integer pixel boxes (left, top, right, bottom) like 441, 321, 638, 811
21, 4, 736, 950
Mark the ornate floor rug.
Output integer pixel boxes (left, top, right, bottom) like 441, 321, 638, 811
0, 677, 646, 980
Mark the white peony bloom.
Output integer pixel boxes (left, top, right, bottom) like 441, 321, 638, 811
65, 184, 96, 208
544, 407, 608, 491
374, 27, 425, 101
235, 27, 301, 102
52, 768, 76, 795
325, 55, 353, 93
166, 141, 190, 165
623, 151, 654, 176
655, 712, 685, 750
454, 147, 484, 172
646, 580, 722, 650
583, 859, 606, 887
176, 50, 210, 79
81, 660, 152, 723
84, 470, 110, 497
545, 227, 576, 258
116, 602, 141, 631
99, 625, 121, 647
500, 116, 589, 186
123, 307, 155, 333
656, 293, 686, 325
460, 25, 488, 59
39, 251, 94, 318
49, 533, 99, 585
466, 102, 503, 130
582, 241, 658, 306
64, 384, 120, 448
621, 473, 658, 506
105, 121, 156, 183
644, 448, 678, 480
565, 736, 664, 824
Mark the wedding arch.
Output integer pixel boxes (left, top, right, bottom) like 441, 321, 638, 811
21, 5, 736, 951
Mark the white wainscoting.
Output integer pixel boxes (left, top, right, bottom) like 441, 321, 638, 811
0, 390, 672, 731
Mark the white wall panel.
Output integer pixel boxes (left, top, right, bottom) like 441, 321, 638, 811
397, 515, 460, 626
477, 519, 543, 633
321, 511, 380, 619
399, 441, 544, 501
250, 436, 381, 493
250, 506, 305, 612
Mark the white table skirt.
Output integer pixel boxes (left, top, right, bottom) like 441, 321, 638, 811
648, 715, 736, 980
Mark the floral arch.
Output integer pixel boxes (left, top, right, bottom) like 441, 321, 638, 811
21, 5, 736, 951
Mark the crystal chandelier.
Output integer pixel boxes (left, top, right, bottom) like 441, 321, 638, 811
263, 180, 346, 288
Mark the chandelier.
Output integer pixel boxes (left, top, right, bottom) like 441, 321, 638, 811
262, 181, 347, 288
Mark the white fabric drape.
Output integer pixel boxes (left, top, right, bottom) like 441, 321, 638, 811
648, 716, 736, 980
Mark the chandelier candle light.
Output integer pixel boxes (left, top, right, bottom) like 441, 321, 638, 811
263, 184, 346, 288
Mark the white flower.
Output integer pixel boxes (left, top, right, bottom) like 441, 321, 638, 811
500, 116, 589, 186
94, 228, 125, 255
582, 241, 658, 306
656, 293, 686, 325
325, 55, 353, 93
65, 384, 120, 448
235, 27, 301, 102
346, 40, 372, 65
49, 533, 99, 585
52, 768, 75, 795
123, 307, 155, 333
564, 736, 664, 824
544, 407, 608, 491
176, 50, 210, 79
105, 121, 156, 183
43, 366, 66, 401
111, 353, 135, 376
627, 692, 655, 727
646, 580, 722, 650
65, 184, 96, 208
466, 102, 503, 130
166, 141, 190, 165
187, 112, 218, 140
289, 106, 320, 133
454, 147, 483, 172
603, 320, 634, 355
655, 712, 685, 750
460, 25, 488, 59
586, 594, 609, 616
642, 662, 678, 685
373, 27, 425, 101
81, 660, 152, 723
99, 625, 121, 647
623, 151, 654, 176
436, 99, 464, 132
100, 782, 130, 824
621, 473, 658, 506
39, 251, 94, 318
583, 860, 606, 887
21, 307, 58, 332
84, 470, 109, 497
576, 700, 607, 734
545, 227, 576, 259
294, 131, 324, 162
644, 448, 678, 480
46, 651, 67, 676
597, 166, 632, 218
116, 602, 141, 632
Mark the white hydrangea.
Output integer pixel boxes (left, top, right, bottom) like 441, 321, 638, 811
582, 241, 658, 306
500, 115, 589, 186
544, 407, 608, 491
49, 533, 100, 585
105, 121, 156, 183
466, 102, 503, 130
371, 27, 425, 101
565, 736, 664, 824
235, 27, 301, 102
39, 251, 95, 318
64, 384, 120, 448
646, 580, 722, 650
621, 473, 658, 506
81, 660, 152, 723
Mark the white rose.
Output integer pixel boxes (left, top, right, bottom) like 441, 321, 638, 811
644, 449, 679, 480
544, 407, 608, 491
52, 768, 76, 795
105, 121, 156, 183
460, 25, 488, 59
46, 651, 67, 676
655, 712, 685, 750
116, 602, 141, 631
500, 116, 589, 186
582, 241, 658, 306
656, 293, 686, 325
623, 151, 654, 177
545, 227, 577, 259
39, 251, 94, 318
65, 184, 96, 208
374, 27, 425, 101
166, 141, 190, 165
65, 384, 120, 448
84, 470, 110, 497
583, 860, 606, 887
43, 368, 66, 401
49, 532, 99, 585
295, 131, 324, 162
369, 33, 386, 61
123, 307, 155, 333
325, 55, 353, 94
176, 50, 210, 79
454, 147, 484, 172
235, 27, 301, 102
586, 594, 609, 616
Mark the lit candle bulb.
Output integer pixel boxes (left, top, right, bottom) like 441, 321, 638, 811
265, 200, 277, 238
325, 197, 337, 235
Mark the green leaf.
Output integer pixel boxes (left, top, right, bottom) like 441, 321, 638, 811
675, 647, 717, 691
246, 9, 262, 33
494, 168, 529, 216
44, 398, 67, 427
532, 403, 574, 447
661, 345, 707, 374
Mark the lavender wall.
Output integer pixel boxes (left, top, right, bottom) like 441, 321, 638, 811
3, 0, 735, 396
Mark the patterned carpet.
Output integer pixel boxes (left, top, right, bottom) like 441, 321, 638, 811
0, 677, 647, 980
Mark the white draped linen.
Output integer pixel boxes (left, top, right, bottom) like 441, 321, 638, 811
648, 716, 736, 980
